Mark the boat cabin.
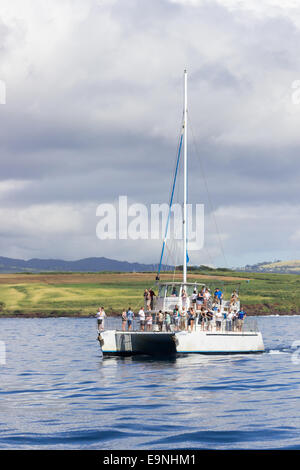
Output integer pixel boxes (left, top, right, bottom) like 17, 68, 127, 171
145, 281, 240, 314
146, 282, 203, 312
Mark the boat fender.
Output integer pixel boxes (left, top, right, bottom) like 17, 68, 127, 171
171, 335, 179, 346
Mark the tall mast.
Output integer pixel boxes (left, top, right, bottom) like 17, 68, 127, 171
183, 69, 187, 285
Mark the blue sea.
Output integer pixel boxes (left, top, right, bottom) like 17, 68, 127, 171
0, 316, 299, 449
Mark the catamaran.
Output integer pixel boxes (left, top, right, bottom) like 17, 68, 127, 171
99, 70, 265, 356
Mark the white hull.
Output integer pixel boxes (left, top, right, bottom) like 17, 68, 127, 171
99, 329, 264, 355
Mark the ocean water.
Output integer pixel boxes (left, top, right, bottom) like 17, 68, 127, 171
0, 316, 299, 449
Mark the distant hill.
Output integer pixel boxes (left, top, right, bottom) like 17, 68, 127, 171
0, 256, 173, 273
239, 259, 300, 274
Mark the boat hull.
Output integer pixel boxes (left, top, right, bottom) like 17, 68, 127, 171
99, 329, 265, 356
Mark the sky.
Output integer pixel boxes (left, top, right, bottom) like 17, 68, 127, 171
0, 0, 300, 268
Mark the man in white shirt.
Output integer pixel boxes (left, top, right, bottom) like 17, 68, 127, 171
215, 308, 223, 331
138, 307, 146, 331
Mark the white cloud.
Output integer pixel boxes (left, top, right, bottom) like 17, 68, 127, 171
0, 0, 299, 265
0, 179, 29, 193
0, 203, 85, 235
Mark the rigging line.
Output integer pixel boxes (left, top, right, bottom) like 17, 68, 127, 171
157, 121, 184, 278
161, 217, 178, 277
163, 241, 172, 272
154, 124, 182, 278
165, 236, 181, 267
202, 245, 215, 268
163, 230, 177, 267
164, 226, 179, 280
165, 241, 178, 284
165, 244, 176, 268
188, 115, 229, 269
164, 111, 185, 224
168, 236, 181, 276
166, 112, 184, 281
157, 112, 184, 272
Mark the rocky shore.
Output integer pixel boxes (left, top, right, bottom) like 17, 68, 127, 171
1, 304, 300, 318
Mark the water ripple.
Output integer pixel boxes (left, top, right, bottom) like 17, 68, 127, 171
0, 316, 300, 449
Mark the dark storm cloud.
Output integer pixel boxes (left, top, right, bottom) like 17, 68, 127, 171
191, 64, 241, 90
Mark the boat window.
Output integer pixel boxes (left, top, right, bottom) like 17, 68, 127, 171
166, 285, 178, 297
186, 285, 196, 296
158, 285, 167, 297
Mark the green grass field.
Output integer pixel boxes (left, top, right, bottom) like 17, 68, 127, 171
0, 270, 299, 316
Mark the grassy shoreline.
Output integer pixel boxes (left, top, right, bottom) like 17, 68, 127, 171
0, 270, 299, 317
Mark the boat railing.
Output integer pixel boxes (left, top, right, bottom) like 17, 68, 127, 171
100, 314, 259, 334
198, 316, 259, 333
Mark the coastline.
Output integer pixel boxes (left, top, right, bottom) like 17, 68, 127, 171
1, 307, 300, 318
1, 271, 300, 318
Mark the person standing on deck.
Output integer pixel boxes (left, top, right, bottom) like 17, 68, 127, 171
226, 310, 234, 331
96, 307, 102, 332
146, 312, 153, 331
237, 308, 246, 331
203, 288, 211, 308
206, 309, 214, 331
230, 290, 239, 305
188, 307, 196, 332
191, 289, 197, 310
157, 310, 164, 331
180, 307, 187, 331
138, 307, 145, 331
144, 289, 151, 311
121, 309, 127, 331
96, 307, 106, 332
214, 288, 223, 305
165, 311, 171, 331
126, 308, 135, 331
173, 305, 180, 331
215, 308, 223, 331
232, 309, 238, 331
149, 288, 156, 310
196, 291, 204, 311
199, 307, 206, 330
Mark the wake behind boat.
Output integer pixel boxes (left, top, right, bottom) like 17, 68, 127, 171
98, 70, 265, 356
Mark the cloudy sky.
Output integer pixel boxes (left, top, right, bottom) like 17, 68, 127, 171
0, 0, 300, 268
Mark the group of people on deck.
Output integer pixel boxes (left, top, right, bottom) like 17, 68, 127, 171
96, 287, 245, 333
143, 286, 239, 310
121, 307, 156, 332
117, 304, 246, 333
